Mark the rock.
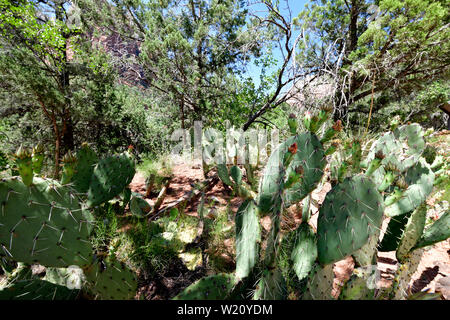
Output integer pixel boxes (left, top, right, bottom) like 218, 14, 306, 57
436, 276, 450, 300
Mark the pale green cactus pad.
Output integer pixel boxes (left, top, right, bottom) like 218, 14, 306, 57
235, 199, 260, 279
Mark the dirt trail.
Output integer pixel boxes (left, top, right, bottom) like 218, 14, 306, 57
129, 161, 243, 216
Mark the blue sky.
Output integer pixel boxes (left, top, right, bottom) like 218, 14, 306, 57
243, 0, 310, 88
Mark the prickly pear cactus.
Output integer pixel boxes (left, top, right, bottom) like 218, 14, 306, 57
339, 269, 374, 300
84, 255, 137, 300
413, 210, 450, 249
173, 273, 236, 300
12, 146, 33, 186
31, 143, 44, 174
352, 228, 380, 267
253, 268, 287, 300
60, 151, 77, 185
0, 177, 94, 267
303, 263, 334, 300
129, 193, 151, 217
290, 223, 317, 281
235, 200, 260, 279
72, 143, 98, 193
86, 152, 135, 207
217, 164, 233, 186
392, 248, 424, 300
365, 123, 425, 173
385, 158, 434, 217
258, 133, 326, 213
0, 279, 80, 300
395, 123, 425, 157
396, 204, 427, 263
317, 175, 384, 265
230, 165, 242, 187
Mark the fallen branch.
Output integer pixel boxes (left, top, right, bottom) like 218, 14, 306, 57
150, 177, 172, 214
148, 174, 219, 221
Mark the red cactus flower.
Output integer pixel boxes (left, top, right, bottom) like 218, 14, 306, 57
288, 142, 298, 154
332, 120, 343, 132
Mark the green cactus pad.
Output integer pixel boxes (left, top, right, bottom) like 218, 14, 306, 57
365, 123, 425, 173
230, 165, 242, 186
72, 144, 98, 193
86, 153, 135, 207
217, 164, 233, 186
129, 193, 151, 217
352, 228, 380, 267
317, 175, 384, 265
122, 187, 132, 207
422, 145, 437, 165
392, 248, 424, 300
414, 210, 450, 249
0, 279, 80, 300
14, 146, 33, 186
339, 271, 374, 300
379, 212, 412, 252
291, 223, 317, 281
235, 200, 260, 279
395, 123, 425, 157
385, 158, 434, 217
258, 133, 325, 213
396, 204, 427, 263
173, 273, 236, 300
0, 177, 94, 267
253, 268, 287, 300
84, 255, 137, 300
303, 263, 334, 300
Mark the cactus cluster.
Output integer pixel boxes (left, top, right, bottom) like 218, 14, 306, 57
0, 143, 138, 300
174, 111, 448, 301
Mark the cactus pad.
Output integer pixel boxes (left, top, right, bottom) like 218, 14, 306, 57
84, 255, 137, 300
235, 200, 260, 279
396, 204, 427, 263
303, 263, 334, 300
258, 133, 325, 213
414, 210, 450, 249
217, 164, 233, 186
385, 158, 434, 217
86, 153, 135, 207
129, 193, 151, 217
173, 273, 236, 300
72, 143, 98, 193
290, 223, 317, 281
0, 279, 80, 300
230, 165, 242, 186
253, 268, 287, 300
0, 177, 94, 267
317, 175, 384, 265
365, 123, 425, 172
